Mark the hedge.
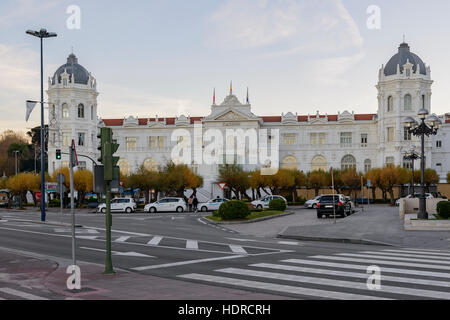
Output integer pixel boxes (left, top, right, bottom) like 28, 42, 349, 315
437, 201, 450, 219
269, 198, 286, 211
217, 200, 250, 220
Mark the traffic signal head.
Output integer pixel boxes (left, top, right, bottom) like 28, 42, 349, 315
56, 149, 61, 160
97, 128, 110, 164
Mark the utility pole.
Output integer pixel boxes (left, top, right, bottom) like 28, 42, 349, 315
70, 140, 78, 268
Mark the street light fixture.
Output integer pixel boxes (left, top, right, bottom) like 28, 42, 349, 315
402, 146, 420, 196
26, 28, 57, 222
404, 110, 442, 219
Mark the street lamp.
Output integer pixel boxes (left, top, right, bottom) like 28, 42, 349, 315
26, 28, 57, 222
13, 150, 20, 175
404, 109, 442, 219
402, 146, 420, 196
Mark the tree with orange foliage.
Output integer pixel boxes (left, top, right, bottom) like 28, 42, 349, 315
74, 169, 93, 206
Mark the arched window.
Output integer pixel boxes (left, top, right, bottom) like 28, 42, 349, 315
281, 156, 298, 170
62, 103, 70, 119
143, 158, 158, 172
404, 94, 412, 111
117, 159, 130, 176
422, 95, 426, 109
341, 155, 356, 170
311, 155, 327, 172
364, 159, 372, 172
387, 96, 394, 112
78, 104, 85, 118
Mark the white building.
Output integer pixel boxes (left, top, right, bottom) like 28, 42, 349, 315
47, 43, 450, 199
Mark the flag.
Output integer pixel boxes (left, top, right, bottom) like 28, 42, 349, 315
230, 81, 232, 95
213, 88, 216, 104
246, 87, 249, 104
26, 100, 37, 122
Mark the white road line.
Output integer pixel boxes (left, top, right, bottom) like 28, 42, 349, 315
382, 249, 450, 257
404, 248, 450, 253
227, 238, 258, 242
229, 245, 248, 255
360, 251, 450, 261
186, 240, 199, 250
252, 263, 450, 288
147, 236, 163, 246
278, 241, 300, 246
0, 288, 48, 300
133, 255, 247, 271
217, 268, 450, 300
311, 255, 450, 271
283, 259, 450, 279
336, 253, 450, 265
77, 236, 99, 240
114, 236, 131, 243
178, 273, 389, 300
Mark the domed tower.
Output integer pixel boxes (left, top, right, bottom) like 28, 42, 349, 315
47, 53, 99, 175
376, 42, 433, 167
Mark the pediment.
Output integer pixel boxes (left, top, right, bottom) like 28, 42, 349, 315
215, 110, 248, 121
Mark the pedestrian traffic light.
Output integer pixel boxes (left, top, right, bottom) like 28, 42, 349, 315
56, 149, 61, 160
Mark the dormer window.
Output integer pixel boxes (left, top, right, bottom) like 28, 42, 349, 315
406, 69, 411, 77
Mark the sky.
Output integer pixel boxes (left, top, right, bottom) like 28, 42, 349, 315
1, 0, 450, 133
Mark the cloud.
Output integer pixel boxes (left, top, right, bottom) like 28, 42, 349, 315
0, 0, 60, 28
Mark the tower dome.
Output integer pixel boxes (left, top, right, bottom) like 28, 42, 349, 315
384, 43, 426, 76
52, 53, 91, 85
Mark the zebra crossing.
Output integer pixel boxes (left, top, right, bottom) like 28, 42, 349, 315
0, 287, 51, 300
178, 248, 450, 300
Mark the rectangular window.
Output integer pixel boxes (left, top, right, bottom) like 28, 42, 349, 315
340, 132, 352, 147
318, 133, 325, 145
283, 133, 296, 145
386, 157, 395, 166
149, 136, 157, 149
404, 127, 412, 141
310, 133, 317, 146
361, 134, 368, 147
78, 133, 85, 146
62, 133, 71, 147
436, 140, 442, 148
158, 136, 165, 149
61, 161, 69, 168
126, 137, 137, 151
78, 161, 86, 170
387, 127, 394, 142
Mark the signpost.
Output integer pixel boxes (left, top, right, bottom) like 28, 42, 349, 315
331, 167, 336, 224
219, 182, 227, 191
70, 140, 78, 269
57, 173, 66, 215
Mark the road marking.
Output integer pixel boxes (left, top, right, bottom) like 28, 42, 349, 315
218, 268, 450, 300
114, 236, 131, 243
80, 247, 155, 258
227, 238, 258, 242
278, 241, 301, 246
382, 249, 450, 257
229, 245, 248, 255
311, 255, 450, 271
133, 255, 246, 271
77, 236, 99, 240
361, 251, 450, 261
178, 273, 388, 300
336, 253, 450, 265
252, 263, 450, 288
186, 240, 198, 250
0, 288, 48, 300
147, 236, 163, 246
283, 259, 450, 279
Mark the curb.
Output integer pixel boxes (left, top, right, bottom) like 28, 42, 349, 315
204, 211, 294, 225
277, 233, 395, 247
5, 218, 83, 228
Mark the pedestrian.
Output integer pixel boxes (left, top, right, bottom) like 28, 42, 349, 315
188, 195, 193, 212
193, 195, 199, 213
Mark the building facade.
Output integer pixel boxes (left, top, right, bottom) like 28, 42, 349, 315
47, 43, 450, 199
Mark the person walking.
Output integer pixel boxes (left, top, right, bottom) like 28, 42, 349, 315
193, 195, 199, 213
188, 195, 193, 212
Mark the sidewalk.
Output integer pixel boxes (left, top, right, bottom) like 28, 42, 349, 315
0, 248, 292, 300
279, 205, 450, 250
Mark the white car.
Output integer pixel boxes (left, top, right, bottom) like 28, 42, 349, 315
199, 198, 229, 212
145, 197, 187, 213
304, 196, 321, 209
97, 198, 136, 213
251, 195, 287, 209
395, 193, 434, 206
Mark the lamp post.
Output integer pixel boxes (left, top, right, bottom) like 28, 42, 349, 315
404, 110, 442, 219
26, 29, 57, 222
402, 146, 420, 196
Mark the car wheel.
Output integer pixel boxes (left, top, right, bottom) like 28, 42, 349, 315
101, 208, 106, 213
149, 207, 156, 213
317, 213, 322, 219
125, 207, 132, 213
257, 205, 263, 210
312, 204, 317, 209
201, 206, 208, 212
176, 206, 184, 213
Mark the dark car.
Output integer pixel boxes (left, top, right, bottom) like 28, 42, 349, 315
316, 194, 352, 219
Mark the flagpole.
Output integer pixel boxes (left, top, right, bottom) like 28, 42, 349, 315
331, 167, 336, 224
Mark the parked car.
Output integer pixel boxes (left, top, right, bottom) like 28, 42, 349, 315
144, 197, 187, 213
304, 196, 321, 209
251, 195, 287, 210
199, 198, 229, 212
97, 198, 136, 213
316, 194, 352, 219
395, 193, 434, 206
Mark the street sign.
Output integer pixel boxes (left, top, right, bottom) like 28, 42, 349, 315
45, 182, 58, 193
367, 179, 371, 188
219, 182, 227, 190
56, 173, 65, 184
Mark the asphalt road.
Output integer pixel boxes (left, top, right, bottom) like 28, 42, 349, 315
1, 208, 450, 300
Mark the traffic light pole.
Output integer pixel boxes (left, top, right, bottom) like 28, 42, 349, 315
69, 144, 76, 268
104, 180, 114, 275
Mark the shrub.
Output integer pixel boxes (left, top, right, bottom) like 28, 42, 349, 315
269, 198, 286, 211
49, 199, 61, 208
217, 200, 250, 220
437, 201, 450, 219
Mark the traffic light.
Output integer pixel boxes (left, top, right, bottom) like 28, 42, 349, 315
104, 134, 120, 181
56, 149, 61, 160
97, 128, 108, 164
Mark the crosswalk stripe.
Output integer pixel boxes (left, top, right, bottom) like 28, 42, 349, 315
114, 236, 131, 242
0, 288, 49, 300
382, 249, 450, 257
218, 268, 450, 299
251, 263, 450, 288
404, 248, 450, 253
186, 240, 198, 250
283, 259, 450, 279
229, 245, 248, 255
147, 236, 163, 246
178, 273, 389, 300
311, 255, 450, 271
336, 253, 450, 265
361, 251, 450, 261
